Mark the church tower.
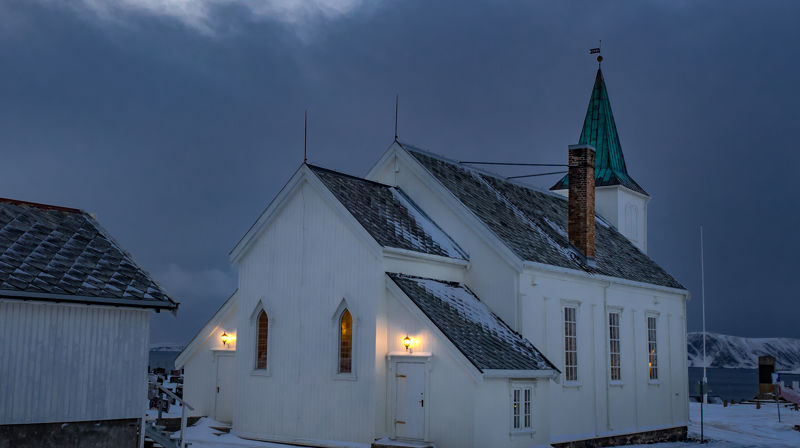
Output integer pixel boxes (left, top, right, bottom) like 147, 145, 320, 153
551, 68, 650, 253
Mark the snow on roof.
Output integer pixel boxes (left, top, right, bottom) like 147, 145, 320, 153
388, 273, 556, 372
399, 142, 684, 289
0, 198, 176, 309
309, 165, 467, 260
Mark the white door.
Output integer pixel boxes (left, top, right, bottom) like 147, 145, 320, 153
215, 353, 235, 423
395, 362, 425, 440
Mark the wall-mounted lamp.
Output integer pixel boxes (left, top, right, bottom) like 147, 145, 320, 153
402, 335, 412, 351
221, 332, 230, 346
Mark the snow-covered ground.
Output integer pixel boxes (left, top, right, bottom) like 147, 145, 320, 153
629, 401, 800, 448
176, 402, 800, 448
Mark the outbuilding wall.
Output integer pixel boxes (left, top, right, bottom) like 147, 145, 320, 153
0, 300, 149, 424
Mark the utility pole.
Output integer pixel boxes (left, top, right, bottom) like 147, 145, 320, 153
700, 225, 707, 443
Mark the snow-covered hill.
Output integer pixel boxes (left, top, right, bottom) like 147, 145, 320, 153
688, 332, 800, 371
149, 343, 185, 352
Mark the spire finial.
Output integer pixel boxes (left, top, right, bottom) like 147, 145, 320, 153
304, 109, 308, 164
394, 94, 399, 141
590, 41, 603, 65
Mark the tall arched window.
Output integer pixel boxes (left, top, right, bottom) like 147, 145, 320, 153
338, 309, 353, 374
255, 310, 268, 370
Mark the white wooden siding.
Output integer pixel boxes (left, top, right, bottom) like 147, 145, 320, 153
0, 300, 149, 424
234, 181, 382, 443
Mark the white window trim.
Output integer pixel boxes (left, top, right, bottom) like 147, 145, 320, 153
249, 299, 274, 377
608, 307, 622, 384
561, 301, 580, 386
509, 381, 535, 435
332, 298, 357, 381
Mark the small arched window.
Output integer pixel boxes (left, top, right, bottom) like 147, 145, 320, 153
338, 309, 353, 374
255, 310, 268, 370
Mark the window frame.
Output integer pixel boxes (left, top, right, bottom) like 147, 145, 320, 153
563, 304, 578, 384
510, 382, 534, 434
608, 309, 622, 383
249, 300, 273, 377
646, 313, 659, 382
331, 299, 357, 380
338, 309, 353, 375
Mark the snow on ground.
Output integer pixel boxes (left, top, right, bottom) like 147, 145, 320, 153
629, 401, 800, 448
174, 418, 368, 447
178, 402, 800, 448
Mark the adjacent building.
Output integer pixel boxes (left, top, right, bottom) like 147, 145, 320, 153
0, 198, 177, 447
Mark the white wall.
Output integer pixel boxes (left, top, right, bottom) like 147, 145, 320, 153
233, 180, 383, 444
0, 300, 149, 424
370, 153, 522, 330
181, 301, 237, 419
383, 284, 553, 448
595, 186, 648, 254
519, 269, 688, 443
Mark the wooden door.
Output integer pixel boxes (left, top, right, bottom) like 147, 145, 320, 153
395, 362, 425, 440
214, 353, 235, 423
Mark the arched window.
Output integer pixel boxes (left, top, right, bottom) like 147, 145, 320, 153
338, 309, 353, 374
255, 310, 268, 370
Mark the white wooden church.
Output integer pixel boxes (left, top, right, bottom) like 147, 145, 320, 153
177, 68, 689, 448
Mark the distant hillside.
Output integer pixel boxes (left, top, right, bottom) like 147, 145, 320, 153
688, 332, 800, 371
150, 343, 185, 352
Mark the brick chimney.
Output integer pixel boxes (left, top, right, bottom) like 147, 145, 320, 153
567, 144, 596, 259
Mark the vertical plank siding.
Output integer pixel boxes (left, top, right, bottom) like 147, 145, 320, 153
0, 300, 149, 424
235, 183, 382, 443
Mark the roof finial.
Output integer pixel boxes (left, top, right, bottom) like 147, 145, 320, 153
394, 94, 399, 142
590, 40, 603, 65
304, 109, 308, 164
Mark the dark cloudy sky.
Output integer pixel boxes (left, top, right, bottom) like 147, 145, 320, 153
1, 0, 798, 344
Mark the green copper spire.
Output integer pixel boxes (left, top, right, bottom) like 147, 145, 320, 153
551, 69, 647, 195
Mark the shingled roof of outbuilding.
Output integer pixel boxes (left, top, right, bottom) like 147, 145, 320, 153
0, 198, 177, 310
388, 273, 557, 372
399, 143, 684, 290
309, 165, 467, 261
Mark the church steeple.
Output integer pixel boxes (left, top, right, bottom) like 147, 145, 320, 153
551, 68, 647, 196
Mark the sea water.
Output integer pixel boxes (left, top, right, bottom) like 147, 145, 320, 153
689, 367, 800, 401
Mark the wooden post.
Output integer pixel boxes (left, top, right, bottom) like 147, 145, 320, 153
180, 404, 188, 448
756, 400, 761, 409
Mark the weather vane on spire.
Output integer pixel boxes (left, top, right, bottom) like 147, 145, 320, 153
589, 40, 602, 65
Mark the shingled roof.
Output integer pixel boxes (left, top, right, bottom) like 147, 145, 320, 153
388, 273, 556, 372
309, 165, 467, 260
400, 143, 684, 290
0, 198, 177, 310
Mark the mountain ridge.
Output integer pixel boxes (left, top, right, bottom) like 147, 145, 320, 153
688, 332, 800, 371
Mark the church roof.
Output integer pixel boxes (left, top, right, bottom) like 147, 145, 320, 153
400, 143, 683, 289
0, 198, 177, 309
388, 273, 557, 372
551, 69, 648, 195
309, 165, 468, 260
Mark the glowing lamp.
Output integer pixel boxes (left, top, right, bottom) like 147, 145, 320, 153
402, 335, 412, 351
221, 332, 230, 346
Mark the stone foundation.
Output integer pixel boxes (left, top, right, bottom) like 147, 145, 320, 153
552, 426, 687, 448
0, 418, 140, 448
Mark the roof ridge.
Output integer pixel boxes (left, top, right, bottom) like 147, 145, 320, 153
306, 163, 394, 189
0, 197, 83, 214
396, 141, 568, 200
387, 272, 461, 286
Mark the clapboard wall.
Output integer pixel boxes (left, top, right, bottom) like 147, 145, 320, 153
0, 300, 149, 424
